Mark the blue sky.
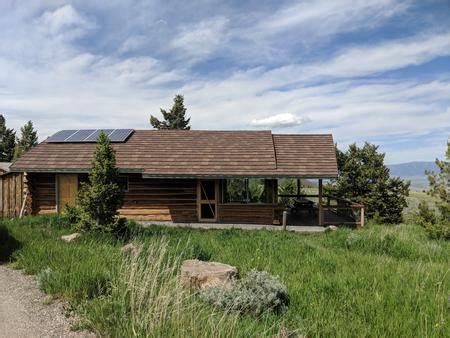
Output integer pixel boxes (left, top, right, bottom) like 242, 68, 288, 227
0, 0, 449, 164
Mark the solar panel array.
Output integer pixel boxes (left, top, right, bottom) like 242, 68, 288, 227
47, 129, 134, 143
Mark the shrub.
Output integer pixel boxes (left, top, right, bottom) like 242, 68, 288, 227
414, 201, 450, 240
200, 269, 289, 315
62, 204, 81, 224
422, 221, 450, 240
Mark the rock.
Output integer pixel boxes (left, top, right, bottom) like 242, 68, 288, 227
325, 225, 338, 231
60, 233, 81, 242
180, 259, 238, 289
120, 243, 140, 256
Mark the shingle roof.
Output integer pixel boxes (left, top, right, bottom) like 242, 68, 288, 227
10, 130, 338, 178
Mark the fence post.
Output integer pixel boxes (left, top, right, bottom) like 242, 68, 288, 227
318, 179, 323, 226
360, 207, 364, 228
282, 211, 287, 230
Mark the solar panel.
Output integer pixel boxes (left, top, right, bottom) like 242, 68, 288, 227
65, 129, 96, 142
109, 129, 134, 142
47, 130, 78, 142
84, 129, 114, 142
47, 129, 134, 143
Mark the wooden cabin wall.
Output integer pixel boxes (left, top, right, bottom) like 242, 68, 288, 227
29, 173, 57, 215
217, 203, 275, 224
0, 173, 24, 218
119, 175, 197, 222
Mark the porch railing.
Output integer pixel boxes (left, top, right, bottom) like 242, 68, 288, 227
277, 194, 365, 228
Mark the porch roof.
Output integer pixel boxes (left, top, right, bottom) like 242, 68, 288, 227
10, 130, 338, 178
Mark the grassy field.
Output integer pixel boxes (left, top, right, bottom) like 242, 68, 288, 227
1, 215, 449, 337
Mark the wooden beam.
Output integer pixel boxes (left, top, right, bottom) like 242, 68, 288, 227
318, 179, 323, 226
296, 179, 301, 196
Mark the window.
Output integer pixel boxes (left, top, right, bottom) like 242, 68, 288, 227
117, 176, 129, 192
223, 179, 267, 203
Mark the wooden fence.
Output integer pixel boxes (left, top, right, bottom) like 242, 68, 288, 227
0, 173, 25, 218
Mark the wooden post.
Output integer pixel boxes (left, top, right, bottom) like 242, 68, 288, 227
282, 210, 287, 230
360, 207, 365, 228
296, 179, 300, 197
318, 179, 323, 226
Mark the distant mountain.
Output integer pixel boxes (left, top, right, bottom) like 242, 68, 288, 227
388, 161, 438, 191
388, 161, 438, 177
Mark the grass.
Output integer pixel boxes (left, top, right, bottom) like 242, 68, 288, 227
0, 215, 449, 337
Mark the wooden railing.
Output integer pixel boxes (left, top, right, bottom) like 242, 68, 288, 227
277, 194, 365, 227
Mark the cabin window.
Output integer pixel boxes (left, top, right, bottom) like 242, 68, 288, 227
223, 179, 267, 203
117, 176, 129, 192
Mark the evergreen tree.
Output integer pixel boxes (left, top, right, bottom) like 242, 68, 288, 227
13, 120, 38, 160
77, 131, 123, 231
0, 114, 16, 162
426, 141, 449, 221
150, 94, 191, 130
328, 142, 410, 224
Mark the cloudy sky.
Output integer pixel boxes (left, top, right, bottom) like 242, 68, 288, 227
1, 0, 449, 164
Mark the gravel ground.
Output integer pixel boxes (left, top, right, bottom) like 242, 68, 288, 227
0, 264, 93, 337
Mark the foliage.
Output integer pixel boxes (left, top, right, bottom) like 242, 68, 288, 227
76, 131, 123, 233
278, 178, 298, 208
13, 120, 38, 160
0, 114, 16, 162
426, 141, 449, 222
62, 204, 82, 224
2, 215, 450, 337
200, 270, 289, 315
224, 178, 266, 203
328, 142, 410, 223
150, 94, 191, 130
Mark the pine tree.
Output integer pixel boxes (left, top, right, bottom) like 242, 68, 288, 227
426, 141, 449, 221
150, 94, 191, 130
328, 142, 410, 224
13, 120, 38, 160
77, 131, 123, 231
0, 114, 16, 162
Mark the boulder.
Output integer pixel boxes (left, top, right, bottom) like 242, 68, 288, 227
181, 259, 238, 289
61, 232, 81, 242
325, 225, 338, 231
120, 243, 140, 256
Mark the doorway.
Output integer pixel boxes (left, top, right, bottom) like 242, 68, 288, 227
197, 180, 218, 222
57, 174, 78, 213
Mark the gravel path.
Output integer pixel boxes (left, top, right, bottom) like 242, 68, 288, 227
0, 264, 93, 337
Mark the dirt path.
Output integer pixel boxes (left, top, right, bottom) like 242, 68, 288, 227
0, 264, 92, 337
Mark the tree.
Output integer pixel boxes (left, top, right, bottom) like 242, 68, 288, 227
328, 142, 410, 224
0, 114, 16, 162
426, 141, 449, 221
77, 131, 123, 231
13, 120, 38, 160
150, 94, 191, 130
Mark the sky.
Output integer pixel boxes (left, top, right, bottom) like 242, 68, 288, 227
0, 0, 449, 164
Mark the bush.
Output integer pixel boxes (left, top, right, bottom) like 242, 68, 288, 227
62, 204, 81, 224
414, 201, 450, 240
200, 270, 289, 315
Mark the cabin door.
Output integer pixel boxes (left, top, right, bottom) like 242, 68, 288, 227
197, 180, 218, 222
57, 174, 78, 213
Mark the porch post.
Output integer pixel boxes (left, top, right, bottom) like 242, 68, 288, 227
296, 179, 301, 196
318, 179, 324, 226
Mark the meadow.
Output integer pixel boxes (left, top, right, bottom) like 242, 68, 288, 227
1, 215, 449, 337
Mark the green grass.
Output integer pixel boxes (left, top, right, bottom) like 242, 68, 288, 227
1, 215, 449, 337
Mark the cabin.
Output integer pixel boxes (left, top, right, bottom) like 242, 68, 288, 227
1, 129, 364, 227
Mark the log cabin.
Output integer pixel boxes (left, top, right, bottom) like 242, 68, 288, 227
1, 129, 351, 226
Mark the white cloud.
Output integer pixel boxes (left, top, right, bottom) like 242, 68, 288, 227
171, 17, 228, 59
250, 113, 311, 128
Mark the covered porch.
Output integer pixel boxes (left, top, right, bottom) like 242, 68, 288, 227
277, 178, 365, 228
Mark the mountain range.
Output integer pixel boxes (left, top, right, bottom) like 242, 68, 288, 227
387, 161, 438, 191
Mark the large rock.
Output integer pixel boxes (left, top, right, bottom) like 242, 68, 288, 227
181, 259, 238, 289
61, 232, 81, 242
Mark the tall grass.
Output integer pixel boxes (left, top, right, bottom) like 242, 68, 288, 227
1, 215, 449, 337
82, 238, 278, 337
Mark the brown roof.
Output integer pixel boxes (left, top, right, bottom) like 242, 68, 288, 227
10, 130, 337, 178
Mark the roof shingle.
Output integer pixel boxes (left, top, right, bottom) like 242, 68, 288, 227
11, 130, 337, 178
